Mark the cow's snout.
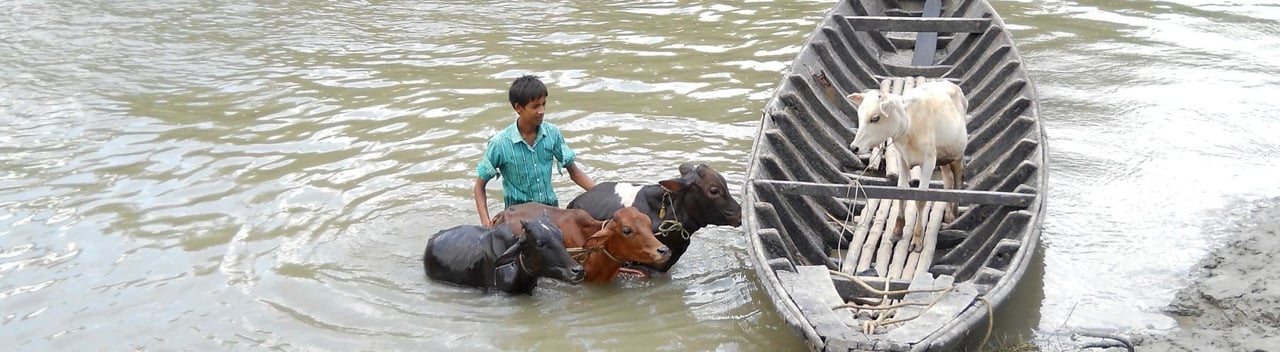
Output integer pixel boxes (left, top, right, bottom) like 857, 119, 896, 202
655, 246, 671, 262
850, 144, 860, 154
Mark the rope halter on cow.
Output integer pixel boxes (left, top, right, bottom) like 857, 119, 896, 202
566, 219, 624, 264
657, 191, 692, 240
516, 253, 535, 276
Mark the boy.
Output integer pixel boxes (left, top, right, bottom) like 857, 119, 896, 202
474, 75, 595, 227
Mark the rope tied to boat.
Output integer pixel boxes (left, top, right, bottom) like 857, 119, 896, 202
657, 191, 691, 240
827, 270, 957, 334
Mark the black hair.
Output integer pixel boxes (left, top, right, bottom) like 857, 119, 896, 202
508, 75, 548, 108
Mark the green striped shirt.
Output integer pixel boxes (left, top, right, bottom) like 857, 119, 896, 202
477, 122, 576, 208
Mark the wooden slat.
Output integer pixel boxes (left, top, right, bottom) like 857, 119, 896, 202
911, 0, 946, 66
887, 200, 915, 280
873, 198, 902, 277
857, 196, 893, 273
841, 199, 882, 274
752, 180, 1036, 207
844, 16, 991, 33
867, 144, 884, 171
907, 202, 948, 279
778, 267, 863, 346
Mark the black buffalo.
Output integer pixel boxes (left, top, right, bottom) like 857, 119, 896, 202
422, 215, 584, 294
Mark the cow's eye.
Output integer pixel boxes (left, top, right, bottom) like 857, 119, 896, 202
870, 115, 881, 123
622, 227, 633, 236
537, 240, 546, 248
709, 187, 721, 196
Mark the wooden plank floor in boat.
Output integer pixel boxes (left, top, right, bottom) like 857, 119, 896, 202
838, 76, 950, 283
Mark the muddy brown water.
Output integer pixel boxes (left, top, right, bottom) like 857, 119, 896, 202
3, 0, 1280, 350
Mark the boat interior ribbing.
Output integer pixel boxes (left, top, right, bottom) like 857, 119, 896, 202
743, 0, 1046, 350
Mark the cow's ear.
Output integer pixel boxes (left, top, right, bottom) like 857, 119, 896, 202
847, 93, 865, 106
659, 177, 692, 192
678, 163, 696, 176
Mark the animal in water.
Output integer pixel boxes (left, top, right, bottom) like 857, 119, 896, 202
847, 80, 969, 252
422, 214, 584, 294
493, 203, 669, 283
566, 163, 742, 273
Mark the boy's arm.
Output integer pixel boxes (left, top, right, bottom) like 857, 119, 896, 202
550, 126, 593, 191
566, 163, 595, 191
474, 178, 493, 227
476, 139, 502, 227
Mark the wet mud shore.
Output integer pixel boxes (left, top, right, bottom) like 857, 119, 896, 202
1137, 198, 1280, 351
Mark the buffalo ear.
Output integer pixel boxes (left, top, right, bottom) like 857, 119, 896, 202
493, 226, 524, 261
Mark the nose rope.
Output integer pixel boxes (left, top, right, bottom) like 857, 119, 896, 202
566, 245, 623, 264
517, 253, 535, 276
658, 191, 692, 240
566, 221, 624, 264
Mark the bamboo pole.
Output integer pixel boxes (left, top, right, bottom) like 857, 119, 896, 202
913, 201, 948, 277
857, 197, 892, 273
887, 200, 920, 280
842, 199, 881, 274
873, 197, 902, 276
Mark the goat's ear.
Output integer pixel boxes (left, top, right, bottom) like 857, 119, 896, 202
659, 176, 692, 192
847, 93, 865, 106
879, 96, 900, 114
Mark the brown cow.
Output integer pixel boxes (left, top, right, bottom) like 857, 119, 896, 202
492, 203, 670, 283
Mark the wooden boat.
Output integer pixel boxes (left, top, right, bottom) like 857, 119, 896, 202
741, 0, 1045, 351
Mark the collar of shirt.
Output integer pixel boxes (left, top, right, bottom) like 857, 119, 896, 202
504, 122, 546, 146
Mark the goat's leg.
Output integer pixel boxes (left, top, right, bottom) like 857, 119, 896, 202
891, 149, 912, 242
944, 159, 964, 222
911, 157, 935, 253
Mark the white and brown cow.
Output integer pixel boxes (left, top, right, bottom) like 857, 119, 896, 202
567, 163, 742, 273
847, 81, 968, 252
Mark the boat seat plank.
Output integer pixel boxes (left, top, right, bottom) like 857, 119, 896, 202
912, 0, 945, 66
844, 17, 990, 34
752, 180, 1036, 207
778, 266, 864, 346
883, 274, 978, 343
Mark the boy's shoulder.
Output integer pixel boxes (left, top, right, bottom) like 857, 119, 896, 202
487, 123, 520, 144
539, 121, 564, 135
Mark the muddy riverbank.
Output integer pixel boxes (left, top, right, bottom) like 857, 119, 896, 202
1137, 198, 1280, 351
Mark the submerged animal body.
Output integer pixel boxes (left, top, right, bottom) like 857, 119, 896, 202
422, 216, 584, 294
847, 81, 969, 252
566, 163, 742, 273
493, 203, 669, 283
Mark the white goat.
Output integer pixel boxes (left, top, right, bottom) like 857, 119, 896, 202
846, 81, 968, 252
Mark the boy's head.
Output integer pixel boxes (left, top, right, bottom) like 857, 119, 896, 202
509, 75, 548, 126
508, 75, 548, 109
